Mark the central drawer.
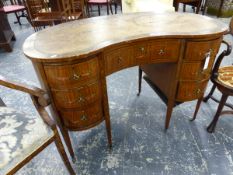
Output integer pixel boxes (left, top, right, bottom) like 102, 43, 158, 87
59, 101, 104, 130
104, 46, 133, 75
44, 57, 100, 89
149, 39, 181, 63
51, 81, 101, 109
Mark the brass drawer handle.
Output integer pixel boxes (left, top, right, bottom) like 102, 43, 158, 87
117, 57, 123, 64
78, 97, 85, 102
196, 88, 201, 95
80, 115, 87, 121
73, 73, 80, 80
72, 72, 91, 80
140, 47, 145, 52
158, 49, 165, 55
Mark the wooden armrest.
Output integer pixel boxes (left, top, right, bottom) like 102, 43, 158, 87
211, 40, 232, 78
0, 75, 50, 106
37, 103, 56, 129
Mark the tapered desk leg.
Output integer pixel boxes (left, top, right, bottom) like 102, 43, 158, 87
59, 127, 75, 161
137, 67, 142, 96
165, 98, 175, 129
103, 77, 112, 148
191, 97, 203, 121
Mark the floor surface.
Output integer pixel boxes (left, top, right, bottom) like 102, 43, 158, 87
0, 3, 233, 175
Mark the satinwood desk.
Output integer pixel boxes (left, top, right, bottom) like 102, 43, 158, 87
23, 12, 228, 158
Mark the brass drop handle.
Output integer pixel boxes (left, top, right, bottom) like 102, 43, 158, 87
73, 73, 80, 80
196, 88, 201, 95
159, 49, 165, 55
78, 97, 85, 102
80, 115, 87, 121
117, 56, 123, 64
140, 47, 145, 52
72, 72, 91, 80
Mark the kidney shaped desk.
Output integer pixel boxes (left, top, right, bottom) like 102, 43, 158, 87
23, 12, 228, 158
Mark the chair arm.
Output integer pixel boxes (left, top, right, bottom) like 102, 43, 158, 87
31, 95, 56, 129
0, 75, 50, 107
211, 40, 232, 79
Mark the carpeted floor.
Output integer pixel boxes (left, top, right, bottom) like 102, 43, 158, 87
1, 4, 233, 175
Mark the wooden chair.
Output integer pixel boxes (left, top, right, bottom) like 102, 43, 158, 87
60, 0, 84, 21
173, 0, 202, 14
202, 0, 224, 17
25, 0, 62, 31
191, 18, 233, 133
110, 0, 121, 14
26, 0, 84, 31
86, 0, 113, 16
0, 0, 28, 25
0, 75, 76, 175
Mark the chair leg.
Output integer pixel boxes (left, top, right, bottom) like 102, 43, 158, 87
191, 97, 203, 121
217, 0, 224, 17
183, 4, 186, 12
137, 67, 142, 96
114, 3, 117, 14
14, 12, 21, 25
98, 4, 101, 15
174, 3, 179, 11
109, 3, 113, 14
107, 2, 109, 15
202, 0, 207, 15
86, 4, 90, 17
54, 133, 76, 175
207, 94, 228, 133
203, 84, 216, 102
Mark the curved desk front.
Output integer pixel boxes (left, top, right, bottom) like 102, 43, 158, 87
23, 12, 228, 154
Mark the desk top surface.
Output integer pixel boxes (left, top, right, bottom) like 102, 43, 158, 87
23, 12, 228, 61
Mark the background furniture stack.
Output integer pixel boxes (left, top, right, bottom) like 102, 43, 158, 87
0, 3, 15, 52
0, 0, 28, 25
26, 0, 85, 31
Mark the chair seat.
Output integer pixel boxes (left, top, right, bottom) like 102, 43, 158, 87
3, 5, 26, 13
0, 107, 54, 175
218, 66, 233, 88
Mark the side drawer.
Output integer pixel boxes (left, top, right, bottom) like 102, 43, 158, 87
104, 46, 133, 75
133, 43, 150, 64
149, 40, 181, 63
176, 80, 208, 102
59, 102, 104, 130
52, 81, 101, 109
44, 58, 99, 89
179, 62, 209, 80
184, 39, 221, 61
